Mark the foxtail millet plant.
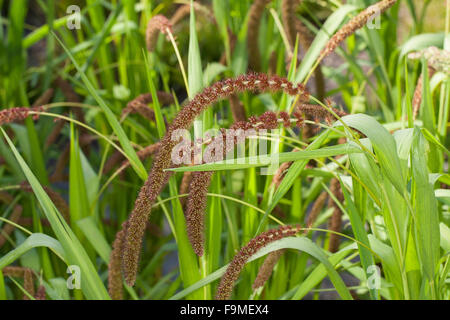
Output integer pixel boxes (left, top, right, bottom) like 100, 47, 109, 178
121, 73, 309, 286
215, 225, 300, 300
317, 0, 397, 65
146, 15, 174, 52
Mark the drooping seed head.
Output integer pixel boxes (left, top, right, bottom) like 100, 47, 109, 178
252, 249, 286, 290
109, 222, 127, 300
327, 178, 344, 253
215, 225, 300, 300
23, 268, 35, 300
306, 191, 328, 230
186, 171, 213, 256
319, 0, 397, 64
146, 15, 173, 52
247, 0, 272, 71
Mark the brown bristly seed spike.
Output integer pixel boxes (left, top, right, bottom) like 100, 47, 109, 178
279, 111, 291, 128
215, 225, 300, 300
306, 191, 328, 231
252, 249, 286, 290
146, 15, 173, 52
0, 106, 44, 126
2, 266, 27, 278
104, 142, 161, 175
122, 73, 308, 287
179, 171, 193, 208
169, 3, 215, 27
35, 285, 46, 300
109, 222, 127, 300
186, 171, 213, 256
318, 0, 397, 64
271, 152, 297, 189
122, 92, 174, 121
247, 0, 272, 71
412, 66, 435, 121
23, 268, 35, 300
327, 178, 344, 253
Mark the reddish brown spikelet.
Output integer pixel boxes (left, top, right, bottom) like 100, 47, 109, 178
2, 266, 27, 278
170, 4, 191, 26
170, 3, 215, 26
179, 171, 193, 208
247, 0, 272, 71
284, 9, 326, 100
271, 153, 297, 189
35, 285, 46, 300
412, 66, 436, 121
23, 268, 35, 300
0, 205, 23, 248
146, 15, 173, 52
229, 94, 247, 122
297, 102, 347, 121
319, 0, 397, 64
293, 110, 305, 128
108, 222, 127, 300
122, 73, 308, 286
186, 171, 213, 256
268, 50, 278, 75
252, 249, 286, 290
0, 107, 43, 125
104, 143, 161, 175
256, 111, 279, 129
215, 225, 300, 300
306, 191, 328, 229
279, 111, 291, 128
122, 92, 174, 121
327, 178, 344, 253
